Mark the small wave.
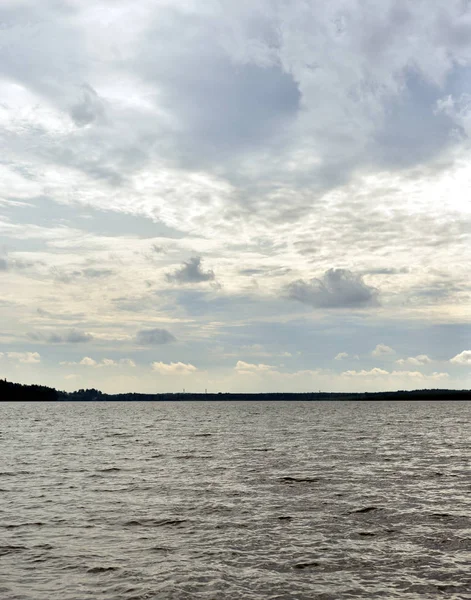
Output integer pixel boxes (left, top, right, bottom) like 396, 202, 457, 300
0, 471, 32, 477
174, 454, 213, 460
0, 545, 27, 556
2, 522, 45, 529
280, 476, 321, 484
124, 518, 187, 527
350, 506, 380, 514
98, 467, 122, 473
293, 561, 320, 569
87, 566, 120, 574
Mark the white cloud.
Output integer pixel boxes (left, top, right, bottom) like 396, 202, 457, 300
450, 350, 471, 365
335, 352, 349, 360
342, 368, 448, 380
151, 361, 197, 375
343, 368, 389, 377
119, 358, 136, 367
80, 357, 97, 367
59, 357, 136, 368
3, 351, 41, 364
396, 354, 433, 366
235, 360, 276, 374
372, 344, 396, 357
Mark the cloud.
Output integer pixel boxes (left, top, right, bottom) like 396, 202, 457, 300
119, 358, 137, 368
60, 357, 136, 368
342, 368, 449, 380
450, 350, 471, 365
27, 329, 93, 344
372, 344, 396, 357
165, 257, 215, 284
396, 354, 433, 366
235, 360, 276, 374
79, 357, 97, 367
286, 269, 378, 308
343, 368, 389, 377
70, 84, 105, 127
0, 255, 43, 272
53, 268, 114, 283
151, 361, 197, 375
2, 351, 41, 364
135, 328, 176, 345
335, 352, 349, 360
362, 267, 410, 275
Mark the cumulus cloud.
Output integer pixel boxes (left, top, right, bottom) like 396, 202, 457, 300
60, 357, 136, 368
135, 328, 176, 345
27, 329, 93, 344
79, 357, 97, 367
396, 354, 433, 366
450, 350, 471, 365
165, 257, 215, 284
1, 351, 41, 364
287, 269, 378, 308
151, 361, 197, 375
372, 344, 396, 357
342, 368, 448, 380
335, 352, 349, 360
235, 360, 276, 374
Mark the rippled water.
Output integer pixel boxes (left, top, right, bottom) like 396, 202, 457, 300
1, 400, 470, 599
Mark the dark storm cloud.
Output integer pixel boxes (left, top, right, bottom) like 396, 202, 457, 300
27, 329, 93, 343
166, 257, 215, 284
287, 268, 379, 308
135, 328, 176, 345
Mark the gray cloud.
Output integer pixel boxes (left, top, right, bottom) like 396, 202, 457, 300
166, 257, 215, 284
0, 256, 45, 272
135, 328, 176, 345
27, 329, 93, 343
137, 10, 300, 166
362, 267, 410, 275
70, 84, 105, 127
287, 268, 379, 308
53, 267, 114, 283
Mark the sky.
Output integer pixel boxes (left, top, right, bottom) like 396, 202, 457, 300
1, 0, 470, 394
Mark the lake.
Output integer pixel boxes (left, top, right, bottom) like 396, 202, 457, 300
1, 400, 470, 599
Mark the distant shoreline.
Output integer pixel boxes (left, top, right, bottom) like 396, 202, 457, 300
1, 379, 470, 402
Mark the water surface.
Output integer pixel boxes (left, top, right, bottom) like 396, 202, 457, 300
1, 401, 470, 599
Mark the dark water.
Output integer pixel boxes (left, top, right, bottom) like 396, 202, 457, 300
1, 401, 470, 600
